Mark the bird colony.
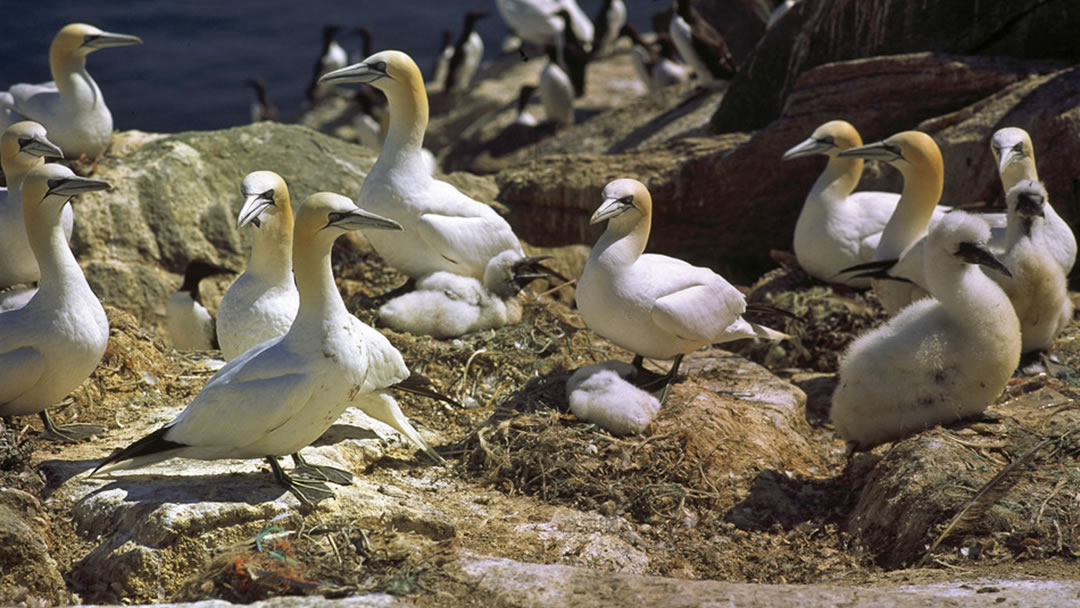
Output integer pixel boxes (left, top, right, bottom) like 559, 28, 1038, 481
0, 1, 1073, 523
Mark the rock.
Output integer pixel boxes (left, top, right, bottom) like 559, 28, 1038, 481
0, 504, 70, 605
712, 0, 1079, 132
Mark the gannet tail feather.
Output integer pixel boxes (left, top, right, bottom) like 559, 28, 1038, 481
359, 393, 446, 463
394, 372, 461, 408
92, 425, 185, 475
744, 302, 801, 322
835, 258, 899, 277
747, 321, 790, 341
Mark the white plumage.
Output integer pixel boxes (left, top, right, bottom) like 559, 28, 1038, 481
566, 361, 659, 436
166, 260, 234, 352
831, 212, 1021, 449
495, 0, 594, 48
539, 46, 575, 126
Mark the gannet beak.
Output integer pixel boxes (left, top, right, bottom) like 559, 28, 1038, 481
319, 61, 389, 85
781, 137, 832, 161
838, 141, 902, 162
590, 197, 633, 224
997, 144, 1024, 173
238, 193, 274, 229
82, 31, 143, 49
19, 135, 64, 159
1015, 191, 1045, 219
327, 208, 403, 232
46, 175, 111, 197
956, 242, 1012, 278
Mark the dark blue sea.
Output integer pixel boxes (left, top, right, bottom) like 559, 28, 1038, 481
1, 1, 658, 133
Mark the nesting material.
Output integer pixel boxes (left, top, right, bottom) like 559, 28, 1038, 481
565, 361, 660, 435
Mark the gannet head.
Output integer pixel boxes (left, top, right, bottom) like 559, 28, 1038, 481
1, 122, 64, 169
238, 171, 290, 229
483, 251, 553, 298
990, 127, 1034, 176
52, 23, 142, 59
592, 178, 651, 229
782, 120, 862, 161
674, 0, 692, 18
318, 50, 423, 97
21, 163, 110, 222
929, 212, 1011, 278
1006, 179, 1047, 236
294, 192, 402, 245
838, 130, 941, 178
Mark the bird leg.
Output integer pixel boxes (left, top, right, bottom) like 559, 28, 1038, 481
290, 452, 353, 486
38, 410, 104, 443
637, 354, 685, 402
266, 456, 334, 507
632, 354, 644, 372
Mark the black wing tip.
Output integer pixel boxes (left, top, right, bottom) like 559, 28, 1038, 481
92, 425, 184, 475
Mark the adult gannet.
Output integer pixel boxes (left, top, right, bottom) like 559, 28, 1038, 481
830, 212, 1021, 450
93, 192, 445, 507
591, 0, 627, 57
668, 0, 736, 85
0, 121, 67, 290
0, 23, 142, 159
444, 11, 489, 93
166, 260, 235, 352
247, 78, 279, 123
0, 164, 111, 441
430, 30, 454, 87
539, 45, 575, 126
495, 0, 594, 49
305, 25, 348, 102
319, 51, 552, 287
217, 171, 300, 362
577, 179, 787, 391
990, 127, 1075, 275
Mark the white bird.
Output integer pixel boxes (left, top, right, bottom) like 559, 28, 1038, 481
217, 171, 300, 362
539, 45, 575, 126
0, 163, 111, 442
566, 361, 660, 436
990, 179, 1071, 354
830, 211, 1021, 449
990, 127, 1075, 275
430, 30, 454, 88
0, 121, 68, 290
444, 11, 489, 93
0, 23, 142, 160
305, 25, 348, 102
495, 0, 594, 49
319, 51, 553, 290
513, 85, 540, 127
668, 0, 736, 85
577, 178, 787, 391
591, 0, 627, 57
766, 0, 799, 29
166, 260, 235, 352
93, 192, 448, 507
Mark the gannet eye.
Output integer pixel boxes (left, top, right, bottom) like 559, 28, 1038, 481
371, 61, 388, 73
327, 212, 347, 224
1011, 142, 1025, 155
46, 178, 63, 191
883, 143, 903, 158
17, 137, 33, 150
617, 195, 634, 206
817, 135, 835, 146
261, 189, 275, 201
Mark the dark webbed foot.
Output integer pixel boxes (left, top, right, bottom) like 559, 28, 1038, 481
38, 411, 104, 443
267, 457, 335, 507
290, 452, 353, 486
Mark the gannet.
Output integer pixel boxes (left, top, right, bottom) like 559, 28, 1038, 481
766, 0, 799, 29
990, 127, 1075, 275
514, 85, 540, 127
830, 212, 1021, 450
668, 0, 736, 85
305, 25, 348, 102
566, 361, 660, 436
93, 192, 446, 507
0, 23, 142, 159
0, 164, 111, 441
166, 260, 235, 352
555, 9, 590, 98
0, 121, 68, 290
217, 171, 300, 362
989, 180, 1071, 354
247, 78, 279, 123
444, 11, 489, 93
577, 179, 787, 390
430, 30, 454, 87
319, 51, 553, 287
591, 0, 627, 57
495, 0, 594, 49
539, 45, 575, 126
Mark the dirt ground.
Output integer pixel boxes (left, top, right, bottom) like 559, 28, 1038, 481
3, 244, 1080, 606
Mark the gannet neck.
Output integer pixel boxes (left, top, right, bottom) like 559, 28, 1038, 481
876, 134, 943, 259
591, 180, 652, 268
26, 207, 78, 295
380, 69, 429, 160
248, 191, 294, 283
812, 155, 863, 204
290, 231, 343, 331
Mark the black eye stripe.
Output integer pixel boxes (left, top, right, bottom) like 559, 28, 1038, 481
618, 195, 634, 206
327, 212, 347, 223
817, 135, 835, 145
372, 61, 387, 72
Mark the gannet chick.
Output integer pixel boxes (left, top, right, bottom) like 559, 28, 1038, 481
166, 260, 235, 351
766, 0, 799, 29
540, 45, 575, 126
577, 179, 787, 390
566, 361, 660, 436
668, 0, 736, 85
247, 78, 279, 122
0, 164, 111, 442
830, 212, 1021, 450
0, 121, 67, 290
319, 51, 550, 288
591, 0, 627, 57
430, 30, 454, 87
0, 23, 142, 159
990, 180, 1071, 354
444, 11, 489, 93
782, 120, 901, 288
217, 171, 300, 362
990, 127, 1075, 275
93, 193, 426, 507
305, 25, 348, 102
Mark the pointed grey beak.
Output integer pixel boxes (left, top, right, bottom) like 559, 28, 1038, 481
838, 140, 901, 162
19, 135, 64, 159
238, 192, 274, 228
781, 136, 833, 161
46, 175, 111, 198
327, 208, 403, 232
319, 61, 388, 85
956, 242, 1012, 278
590, 197, 633, 224
83, 31, 143, 49
997, 144, 1024, 174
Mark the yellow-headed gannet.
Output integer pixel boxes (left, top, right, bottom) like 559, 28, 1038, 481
566, 361, 660, 435
989, 180, 1071, 355
166, 260, 235, 351
0, 23, 142, 160
247, 78, 279, 123
93, 192, 444, 507
591, 0, 627, 57
0, 121, 67, 290
319, 51, 553, 289
577, 178, 787, 391
990, 127, 1075, 275
430, 30, 454, 88
305, 25, 348, 102
831, 212, 1021, 450
444, 11, 489, 93
0, 164, 111, 441
217, 171, 300, 362
540, 45, 575, 126
495, 0, 594, 49
668, 0, 736, 85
